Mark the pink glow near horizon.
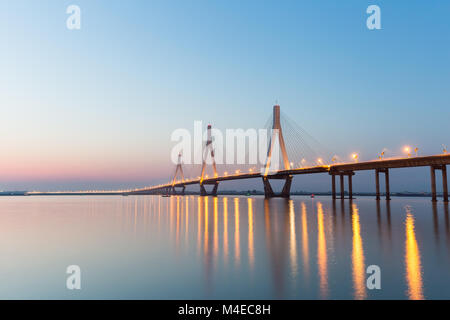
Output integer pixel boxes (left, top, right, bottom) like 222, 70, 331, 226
0, 158, 169, 182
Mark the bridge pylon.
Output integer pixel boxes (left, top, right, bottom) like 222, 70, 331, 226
262, 104, 293, 198
171, 152, 186, 195
200, 124, 219, 196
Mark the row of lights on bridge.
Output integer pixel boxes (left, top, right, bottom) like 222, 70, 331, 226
167, 144, 449, 185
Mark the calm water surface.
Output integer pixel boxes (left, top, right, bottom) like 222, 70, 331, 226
0, 195, 449, 299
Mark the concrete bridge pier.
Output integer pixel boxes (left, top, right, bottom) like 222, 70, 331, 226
349, 172, 353, 199
444, 165, 449, 203
200, 182, 219, 196
157, 187, 171, 196
172, 185, 186, 195
331, 174, 336, 200
385, 169, 391, 200
375, 168, 391, 201
431, 166, 437, 202
430, 165, 448, 202
262, 175, 292, 198
375, 169, 380, 200
330, 171, 354, 200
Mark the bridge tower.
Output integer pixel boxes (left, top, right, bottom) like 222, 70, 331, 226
200, 125, 219, 196
262, 105, 293, 198
171, 152, 186, 195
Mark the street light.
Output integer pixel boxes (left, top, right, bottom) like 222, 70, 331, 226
352, 153, 358, 162
404, 146, 411, 157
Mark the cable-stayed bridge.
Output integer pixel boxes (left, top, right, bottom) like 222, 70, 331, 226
27, 105, 449, 201
125, 105, 450, 202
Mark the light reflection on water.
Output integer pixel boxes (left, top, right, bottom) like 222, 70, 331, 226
317, 202, 328, 299
351, 203, 366, 300
0, 195, 449, 299
405, 206, 424, 300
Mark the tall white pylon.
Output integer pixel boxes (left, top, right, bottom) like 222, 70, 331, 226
264, 104, 290, 176
200, 124, 218, 182
262, 104, 293, 198
172, 152, 185, 186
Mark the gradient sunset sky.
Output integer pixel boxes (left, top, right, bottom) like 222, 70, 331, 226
0, 1, 449, 191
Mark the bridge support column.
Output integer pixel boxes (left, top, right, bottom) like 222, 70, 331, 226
331, 174, 336, 200
443, 165, 448, 203
262, 177, 274, 198
429, 165, 449, 202
431, 166, 437, 202
348, 173, 353, 200
331, 171, 354, 200
200, 184, 206, 196
262, 175, 292, 198
281, 176, 293, 197
375, 168, 390, 200
162, 187, 171, 196
200, 182, 219, 197
172, 185, 186, 195
385, 169, 391, 201
375, 169, 380, 200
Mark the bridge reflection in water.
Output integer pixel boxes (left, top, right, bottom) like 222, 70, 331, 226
0, 195, 448, 299
129, 194, 448, 300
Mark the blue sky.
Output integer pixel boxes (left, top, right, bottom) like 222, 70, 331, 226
0, 1, 449, 191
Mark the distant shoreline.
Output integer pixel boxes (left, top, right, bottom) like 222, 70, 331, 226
0, 191, 444, 198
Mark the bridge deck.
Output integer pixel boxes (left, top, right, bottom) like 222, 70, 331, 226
329, 154, 450, 172
129, 154, 450, 194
